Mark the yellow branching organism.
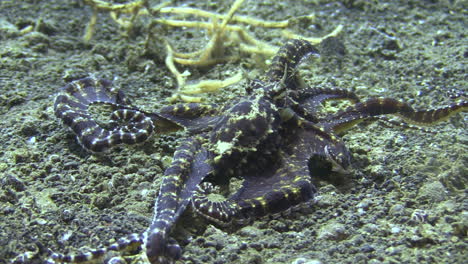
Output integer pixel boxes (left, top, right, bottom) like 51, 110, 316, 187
82, 0, 343, 102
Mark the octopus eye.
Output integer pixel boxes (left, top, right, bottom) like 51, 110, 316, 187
324, 145, 351, 174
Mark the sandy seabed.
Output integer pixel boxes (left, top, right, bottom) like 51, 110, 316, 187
0, 1, 466, 263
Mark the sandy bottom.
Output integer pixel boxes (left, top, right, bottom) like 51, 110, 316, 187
0, 1, 466, 263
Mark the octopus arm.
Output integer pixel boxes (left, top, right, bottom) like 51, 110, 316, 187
175, 145, 214, 218
146, 137, 211, 263
293, 87, 360, 122
322, 98, 468, 133
156, 103, 223, 133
